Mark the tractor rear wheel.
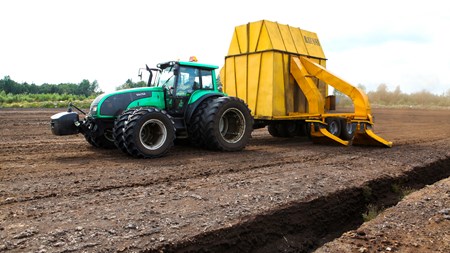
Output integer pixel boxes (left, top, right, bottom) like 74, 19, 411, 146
187, 97, 211, 148
190, 97, 253, 151
113, 109, 136, 154
123, 108, 175, 158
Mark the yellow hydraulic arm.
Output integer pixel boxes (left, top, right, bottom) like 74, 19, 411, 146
291, 56, 393, 148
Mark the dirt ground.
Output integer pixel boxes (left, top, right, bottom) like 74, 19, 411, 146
0, 107, 449, 252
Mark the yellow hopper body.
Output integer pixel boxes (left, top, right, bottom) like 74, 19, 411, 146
221, 20, 392, 147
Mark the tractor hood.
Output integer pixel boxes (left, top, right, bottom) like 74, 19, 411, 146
89, 87, 165, 118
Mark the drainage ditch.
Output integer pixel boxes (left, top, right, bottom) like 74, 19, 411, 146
149, 157, 450, 253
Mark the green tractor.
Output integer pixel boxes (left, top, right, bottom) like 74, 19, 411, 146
50, 60, 253, 158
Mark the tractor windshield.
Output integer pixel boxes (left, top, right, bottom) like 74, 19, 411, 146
157, 65, 176, 89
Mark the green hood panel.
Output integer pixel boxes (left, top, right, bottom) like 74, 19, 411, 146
91, 87, 165, 118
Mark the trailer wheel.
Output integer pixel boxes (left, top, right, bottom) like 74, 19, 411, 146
113, 109, 136, 153
339, 118, 355, 140
285, 121, 301, 137
192, 97, 253, 151
326, 117, 341, 137
268, 121, 302, 138
297, 121, 309, 137
123, 108, 175, 158
267, 123, 281, 137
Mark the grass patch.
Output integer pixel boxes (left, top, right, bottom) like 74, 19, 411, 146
0, 92, 95, 108
362, 204, 380, 222
392, 183, 415, 201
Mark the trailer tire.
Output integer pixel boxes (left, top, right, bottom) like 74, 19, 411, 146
268, 123, 281, 137
113, 109, 137, 154
192, 97, 253, 151
326, 117, 341, 137
305, 121, 312, 139
297, 121, 309, 137
123, 108, 175, 158
339, 118, 355, 140
268, 121, 302, 138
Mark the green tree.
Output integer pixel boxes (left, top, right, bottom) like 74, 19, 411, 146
116, 79, 146, 90
1, 76, 20, 93
0, 76, 101, 96
357, 83, 367, 93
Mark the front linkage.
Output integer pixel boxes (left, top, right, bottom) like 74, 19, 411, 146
50, 103, 116, 148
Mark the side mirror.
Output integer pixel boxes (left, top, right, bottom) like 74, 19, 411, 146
138, 68, 144, 80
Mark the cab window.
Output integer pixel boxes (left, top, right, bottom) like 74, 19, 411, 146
200, 69, 213, 90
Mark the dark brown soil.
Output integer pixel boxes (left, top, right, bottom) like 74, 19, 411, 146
315, 177, 450, 253
0, 107, 449, 252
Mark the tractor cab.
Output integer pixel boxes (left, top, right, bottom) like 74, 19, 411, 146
155, 60, 217, 116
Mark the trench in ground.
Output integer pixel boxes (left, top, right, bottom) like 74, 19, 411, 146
147, 156, 450, 253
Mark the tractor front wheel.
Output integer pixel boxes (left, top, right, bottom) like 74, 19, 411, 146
113, 109, 137, 154
84, 129, 115, 149
123, 108, 175, 158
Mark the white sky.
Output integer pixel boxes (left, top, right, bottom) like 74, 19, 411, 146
1, 0, 449, 95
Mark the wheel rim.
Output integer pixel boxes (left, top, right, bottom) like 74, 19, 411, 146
328, 120, 339, 136
139, 119, 167, 150
219, 108, 246, 143
344, 122, 355, 135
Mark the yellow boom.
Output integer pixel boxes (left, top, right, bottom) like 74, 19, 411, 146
221, 20, 392, 147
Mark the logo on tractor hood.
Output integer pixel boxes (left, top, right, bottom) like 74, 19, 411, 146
135, 92, 149, 97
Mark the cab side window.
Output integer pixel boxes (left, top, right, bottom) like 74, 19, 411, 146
176, 67, 198, 96
200, 69, 213, 90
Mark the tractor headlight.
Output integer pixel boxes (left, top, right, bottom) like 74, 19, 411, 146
90, 105, 98, 115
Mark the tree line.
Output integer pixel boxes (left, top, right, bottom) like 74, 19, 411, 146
1, 75, 450, 108
334, 84, 450, 108
0, 76, 101, 96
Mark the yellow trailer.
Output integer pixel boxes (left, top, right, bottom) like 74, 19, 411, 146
221, 20, 392, 147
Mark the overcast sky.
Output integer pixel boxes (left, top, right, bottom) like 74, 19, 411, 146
1, 0, 449, 95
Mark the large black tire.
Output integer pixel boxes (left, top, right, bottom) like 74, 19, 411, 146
187, 98, 211, 148
189, 97, 253, 151
123, 108, 175, 158
113, 109, 137, 154
325, 117, 341, 137
84, 129, 115, 149
85, 135, 98, 147
267, 123, 281, 137
268, 121, 301, 138
339, 118, 355, 141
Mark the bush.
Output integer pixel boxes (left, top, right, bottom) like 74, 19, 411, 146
0, 92, 95, 108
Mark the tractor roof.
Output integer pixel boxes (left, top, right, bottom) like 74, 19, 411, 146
157, 61, 218, 70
